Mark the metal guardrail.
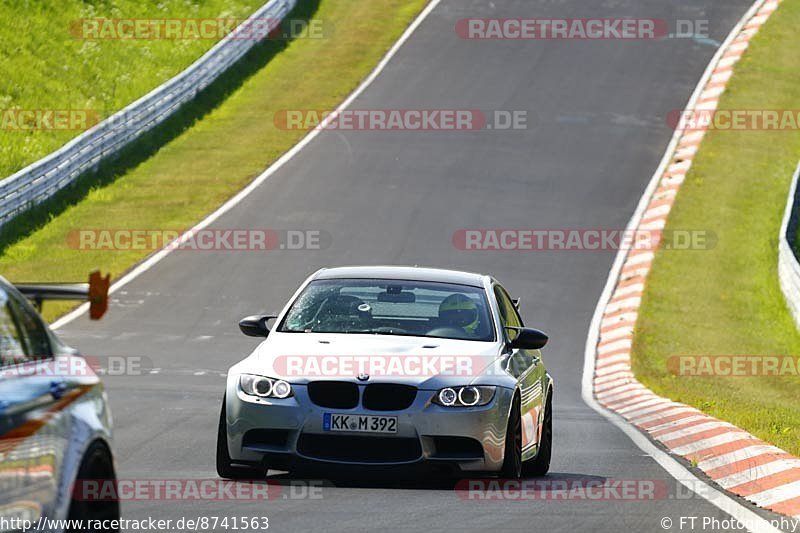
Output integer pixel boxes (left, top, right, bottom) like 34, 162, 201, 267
0, 0, 296, 228
778, 161, 800, 328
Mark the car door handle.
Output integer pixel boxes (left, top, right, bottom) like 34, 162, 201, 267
50, 380, 67, 400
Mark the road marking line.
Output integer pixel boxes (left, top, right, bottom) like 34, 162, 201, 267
593, 377, 634, 391
620, 265, 651, 278
682, 131, 706, 144
596, 346, 632, 360
648, 415, 710, 435
631, 406, 699, 426
721, 462, 800, 491
640, 411, 706, 430
597, 388, 650, 405
638, 219, 667, 232
594, 371, 634, 386
611, 283, 644, 298
767, 496, 800, 517
672, 431, 753, 456
703, 447, 794, 475
717, 55, 739, 68
610, 399, 665, 415
596, 381, 647, 397
599, 326, 634, 341
600, 311, 638, 328
594, 353, 631, 367
613, 397, 665, 414
662, 425, 741, 449
597, 338, 632, 354
594, 362, 630, 377
624, 253, 653, 267
748, 480, 800, 508
641, 204, 672, 221
603, 297, 642, 315
594, 366, 633, 378
710, 70, 734, 83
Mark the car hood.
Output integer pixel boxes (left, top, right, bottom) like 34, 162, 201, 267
236, 331, 507, 389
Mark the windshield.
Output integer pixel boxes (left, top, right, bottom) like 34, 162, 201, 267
278, 278, 495, 341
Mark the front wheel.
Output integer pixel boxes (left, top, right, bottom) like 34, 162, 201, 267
523, 391, 552, 477
67, 441, 120, 532
500, 397, 522, 479
216, 397, 266, 480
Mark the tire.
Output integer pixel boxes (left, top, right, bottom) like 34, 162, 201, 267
67, 441, 120, 532
500, 396, 522, 479
523, 391, 552, 477
216, 397, 265, 480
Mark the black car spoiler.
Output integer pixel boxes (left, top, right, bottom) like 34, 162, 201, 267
15, 271, 110, 320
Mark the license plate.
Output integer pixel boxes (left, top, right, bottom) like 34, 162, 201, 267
323, 413, 397, 434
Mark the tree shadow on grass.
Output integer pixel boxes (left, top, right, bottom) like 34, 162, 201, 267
0, 0, 322, 256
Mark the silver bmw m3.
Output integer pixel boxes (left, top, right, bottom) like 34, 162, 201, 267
217, 266, 553, 479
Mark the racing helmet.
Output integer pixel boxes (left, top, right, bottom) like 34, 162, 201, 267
438, 293, 480, 333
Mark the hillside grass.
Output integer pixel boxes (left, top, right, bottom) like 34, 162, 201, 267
0, 0, 267, 178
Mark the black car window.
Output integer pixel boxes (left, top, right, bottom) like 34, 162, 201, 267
7, 291, 52, 359
494, 285, 523, 341
0, 290, 28, 368
279, 279, 496, 341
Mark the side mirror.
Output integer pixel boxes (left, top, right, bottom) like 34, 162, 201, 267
238, 315, 277, 337
508, 327, 548, 350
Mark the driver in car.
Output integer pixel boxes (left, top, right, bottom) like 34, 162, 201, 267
437, 293, 480, 338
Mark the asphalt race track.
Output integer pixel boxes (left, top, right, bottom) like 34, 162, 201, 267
57, 0, 767, 531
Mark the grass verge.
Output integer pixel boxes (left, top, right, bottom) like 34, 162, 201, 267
631, 1, 800, 455
0, 0, 428, 320
0, 0, 264, 177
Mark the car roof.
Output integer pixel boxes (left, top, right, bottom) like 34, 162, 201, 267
312, 266, 489, 288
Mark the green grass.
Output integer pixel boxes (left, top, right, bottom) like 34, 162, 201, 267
0, 0, 268, 178
631, 1, 800, 455
0, 0, 428, 320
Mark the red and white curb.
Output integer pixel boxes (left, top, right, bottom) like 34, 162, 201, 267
588, 0, 800, 521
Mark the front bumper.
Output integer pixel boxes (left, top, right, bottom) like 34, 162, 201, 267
225, 379, 514, 472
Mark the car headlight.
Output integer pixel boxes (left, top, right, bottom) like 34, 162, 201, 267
432, 386, 495, 407
240, 374, 293, 399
